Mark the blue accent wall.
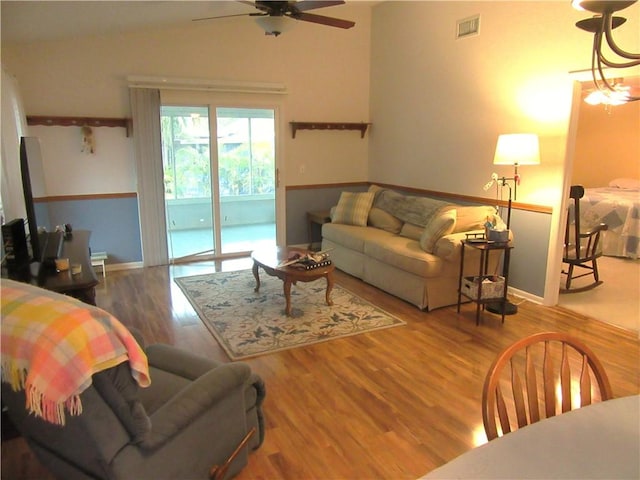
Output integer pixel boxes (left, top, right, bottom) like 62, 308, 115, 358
285, 185, 368, 246
47, 197, 142, 264
508, 209, 551, 298
42, 187, 550, 299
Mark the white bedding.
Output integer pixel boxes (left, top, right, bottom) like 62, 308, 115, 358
580, 187, 640, 259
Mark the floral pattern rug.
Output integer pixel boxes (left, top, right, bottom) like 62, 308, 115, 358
174, 269, 406, 360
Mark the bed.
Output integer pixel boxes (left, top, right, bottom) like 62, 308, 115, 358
579, 179, 640, 259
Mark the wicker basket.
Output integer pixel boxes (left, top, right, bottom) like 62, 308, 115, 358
461, 275, 505, 300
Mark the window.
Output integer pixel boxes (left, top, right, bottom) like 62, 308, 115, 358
161, 106, 275, 200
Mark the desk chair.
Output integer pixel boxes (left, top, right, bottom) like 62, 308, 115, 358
561, 185, 608, 293
482, 332, 613, 441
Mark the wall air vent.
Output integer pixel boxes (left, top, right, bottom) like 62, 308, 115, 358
456, 15, 480, 39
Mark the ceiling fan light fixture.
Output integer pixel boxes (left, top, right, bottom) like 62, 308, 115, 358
573, 0, 640, 103
255, 15, 294, 36
584, 88, 630, 105
572, 0, 637, 13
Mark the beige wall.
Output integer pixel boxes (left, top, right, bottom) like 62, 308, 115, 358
368, 1, 638, 301
369, 1, 639, 208
1, 3, 372, 191
572, 92, 640, 188
6, 1, 638, 199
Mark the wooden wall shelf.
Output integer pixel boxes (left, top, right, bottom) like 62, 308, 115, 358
290, 122, 370, 139
26, 116, 133, 136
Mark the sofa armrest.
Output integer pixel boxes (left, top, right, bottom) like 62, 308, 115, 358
140, 362, 251, 450
435, 229, 513, 262
433, 232, 473, 261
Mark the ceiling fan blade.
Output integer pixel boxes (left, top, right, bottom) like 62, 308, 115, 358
293, 1, 346, 12
291, 11, 355, 29
192, 13, 257, 22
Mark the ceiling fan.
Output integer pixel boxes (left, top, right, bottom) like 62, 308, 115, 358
193, 1, 355, 36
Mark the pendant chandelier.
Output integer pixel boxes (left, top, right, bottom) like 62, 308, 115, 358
573, 0, 640, 103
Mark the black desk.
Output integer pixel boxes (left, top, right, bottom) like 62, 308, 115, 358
4, 230, 99, 305
40, 230, 99, 305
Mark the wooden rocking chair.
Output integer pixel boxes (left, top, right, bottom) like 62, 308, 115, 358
561, 185, 608, 293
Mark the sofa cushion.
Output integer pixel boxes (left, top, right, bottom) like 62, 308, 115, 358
420, 209, 457, 253
92, 363, 151, 444
332, 191, 375, 227
399, 222, 423, 240
322, 223, 395, 253
138, 367, 191, 415
453, 205, 496, 233
364, 235, 444, 277
368, 207, 403, 234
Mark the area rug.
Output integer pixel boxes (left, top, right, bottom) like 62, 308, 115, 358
174, 269, 406, 360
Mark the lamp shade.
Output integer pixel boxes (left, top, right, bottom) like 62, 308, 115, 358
493, 134, 540, 166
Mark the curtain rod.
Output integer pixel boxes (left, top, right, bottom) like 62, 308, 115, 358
127, 75, 287, 95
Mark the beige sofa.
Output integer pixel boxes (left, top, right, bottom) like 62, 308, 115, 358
321, 186, 503, 311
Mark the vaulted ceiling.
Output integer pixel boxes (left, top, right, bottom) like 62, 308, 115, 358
1, 1, 376, 44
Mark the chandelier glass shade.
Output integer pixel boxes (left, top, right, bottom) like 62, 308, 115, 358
254, 15, 295, 36
573, 0, 640, 102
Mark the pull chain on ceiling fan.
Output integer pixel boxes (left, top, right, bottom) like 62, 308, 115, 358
194, 0, 355, 36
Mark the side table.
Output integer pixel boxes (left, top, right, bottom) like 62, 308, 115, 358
457, 240, 513, 325
3, 230, 99, 305
307, 210, 332, 250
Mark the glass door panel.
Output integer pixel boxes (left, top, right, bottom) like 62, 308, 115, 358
216, 107, 276, 255
160, 106, 215, 260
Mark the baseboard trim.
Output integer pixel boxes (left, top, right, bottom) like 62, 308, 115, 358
508, 286, 543, 305
105, 261, 143, 272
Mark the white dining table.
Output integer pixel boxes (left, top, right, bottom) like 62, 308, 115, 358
421, 395, 640, 479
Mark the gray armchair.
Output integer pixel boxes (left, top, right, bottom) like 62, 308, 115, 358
2, 340, 265, 480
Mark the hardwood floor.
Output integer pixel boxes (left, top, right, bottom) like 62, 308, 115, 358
2, 259, 639, 479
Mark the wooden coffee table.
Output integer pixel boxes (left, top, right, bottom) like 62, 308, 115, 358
251, 246, 335, 316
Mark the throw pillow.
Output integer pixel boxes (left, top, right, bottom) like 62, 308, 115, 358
332, 191, 375, 227
419, 209, 457, 253
368, 207, 403, 234
368, 184, 384, 195
609, 178, 640, 190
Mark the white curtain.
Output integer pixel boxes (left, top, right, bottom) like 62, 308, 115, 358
129, 87, 168, 266
1, 66, 28, 225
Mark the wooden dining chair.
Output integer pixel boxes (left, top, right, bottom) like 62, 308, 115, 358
561, 185, 608, 292
482, 332, 613, 441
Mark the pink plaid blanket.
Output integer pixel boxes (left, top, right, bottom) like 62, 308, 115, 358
1, 279, 150, 425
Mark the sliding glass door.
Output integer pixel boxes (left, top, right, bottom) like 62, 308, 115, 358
216, 108, 276, 254
161, 105, 277, 261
